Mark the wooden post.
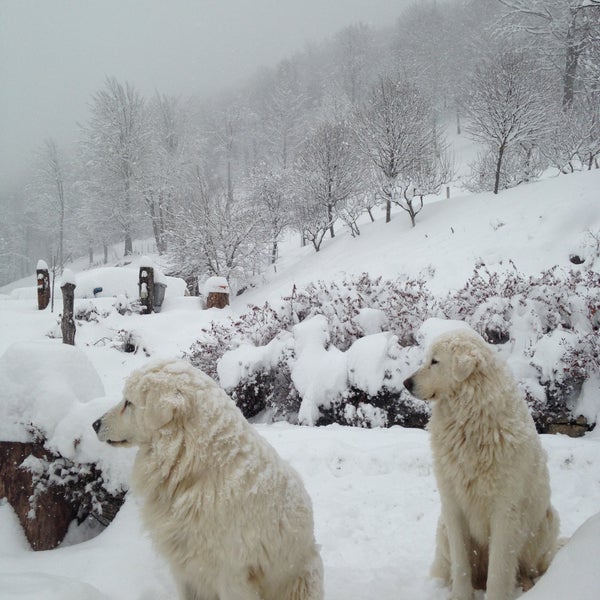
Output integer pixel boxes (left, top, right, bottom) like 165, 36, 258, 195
36, 261, 50, 310
60, 277, 76, 346
139, 266, 154, 314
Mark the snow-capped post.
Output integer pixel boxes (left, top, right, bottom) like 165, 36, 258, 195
36, 260, 50, 310
138, 264, 154, 314
204, 276, 230, 309
60, 269, 76, 345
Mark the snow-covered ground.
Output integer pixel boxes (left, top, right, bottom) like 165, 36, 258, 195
1, 166, 600, 599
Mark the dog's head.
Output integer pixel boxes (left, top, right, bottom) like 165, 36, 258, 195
403, 329, 490, 401
93, 359, 209, 447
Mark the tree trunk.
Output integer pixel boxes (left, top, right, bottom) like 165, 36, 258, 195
206, 291, 229, 309
385, 198, 391, 223
494, 144, 506, 195
124, 233, 133, 257
328, 203, 335, 238
271, 240, 278, 265
61, 282, 76, 345
563, 13, 579, 108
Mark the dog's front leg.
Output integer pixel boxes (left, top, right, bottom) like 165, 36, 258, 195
485, 512, 520, 600
442, 502, 474, 600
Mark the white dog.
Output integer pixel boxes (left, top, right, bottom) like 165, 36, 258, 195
93, 359, 323, 600
404, 329, 559, 600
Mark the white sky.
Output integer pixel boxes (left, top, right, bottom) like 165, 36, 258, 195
0, 0, 410, 188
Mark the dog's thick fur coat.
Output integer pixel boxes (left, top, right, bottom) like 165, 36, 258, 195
404, 329, 559, 600
94, 359, 323, 600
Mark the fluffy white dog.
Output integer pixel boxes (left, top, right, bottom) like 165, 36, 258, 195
404, 329, 559, 600
93, 359, 323, 600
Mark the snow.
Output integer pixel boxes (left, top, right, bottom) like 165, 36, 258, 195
203, 276, 230, 295
346, 332, 399, 396
292, 316, 347, 425
60, 268, 76, 286
1, 165, 600, 599
353, 307, 388, 335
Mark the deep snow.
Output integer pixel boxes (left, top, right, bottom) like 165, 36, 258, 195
1, 166, 600, 599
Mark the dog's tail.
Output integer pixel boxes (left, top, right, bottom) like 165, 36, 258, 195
283, 552, 324, 600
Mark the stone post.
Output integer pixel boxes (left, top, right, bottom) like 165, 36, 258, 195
139, 265, 154, 314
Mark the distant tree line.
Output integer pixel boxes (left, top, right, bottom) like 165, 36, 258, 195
1, 0, 598, 290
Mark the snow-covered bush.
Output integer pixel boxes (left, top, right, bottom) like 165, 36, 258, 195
0, 342, 132, 545
187, 265, 600, 431
186, 274, 435, 426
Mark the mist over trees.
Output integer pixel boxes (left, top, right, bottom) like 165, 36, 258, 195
1, 0, 599, 289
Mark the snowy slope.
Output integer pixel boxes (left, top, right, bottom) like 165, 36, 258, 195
242, 169, 600, 304
1, 168, 600, 599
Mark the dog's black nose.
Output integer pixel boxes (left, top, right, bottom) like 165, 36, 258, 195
92, 418, 102, 433
403, 377, 414, 393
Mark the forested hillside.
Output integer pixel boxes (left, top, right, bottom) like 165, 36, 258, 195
1, 0, 599, 292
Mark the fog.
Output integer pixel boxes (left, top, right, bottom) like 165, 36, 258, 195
0, 0, 410, 187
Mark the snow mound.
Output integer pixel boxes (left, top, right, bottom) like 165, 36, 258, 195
0, 341, 135, 491
0, 341, 105, 443
522, 512, 600, 600
0, 573, 109, 600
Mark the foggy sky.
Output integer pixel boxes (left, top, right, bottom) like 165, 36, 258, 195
0, 0, 411, 188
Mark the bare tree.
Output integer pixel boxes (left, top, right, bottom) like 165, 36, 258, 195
353, 76, 438, 223
248, 164, 292, 266
463, 47, 552, 193
330, 23, 377, 104
498, 0, 600, 106
30, 139, 69, 271
292, 119, 363, 245
167, 164, 267, 291
260, 60, 307, 169
398, 147, 455, 227
540, 90, 600, 172
81, 77, 149, 256
139, 94, 189, 254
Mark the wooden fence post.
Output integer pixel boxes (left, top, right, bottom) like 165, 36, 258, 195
60, 270, 76, 345
36, 260, 50, 310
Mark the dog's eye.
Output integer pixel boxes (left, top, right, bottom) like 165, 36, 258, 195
124, 400, 132, 409
431, 358, 439, 366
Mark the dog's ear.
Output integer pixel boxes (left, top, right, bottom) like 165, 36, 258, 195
145, 391, 184, 429
452, 348, 478, 382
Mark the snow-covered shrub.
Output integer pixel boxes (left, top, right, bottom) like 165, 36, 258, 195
285, 274, 436, 348
186, 274, 435, 425
444, 265, 600, 430
187, 265, 600, 431
73, 302, 109, 323
21, 452, 125, 526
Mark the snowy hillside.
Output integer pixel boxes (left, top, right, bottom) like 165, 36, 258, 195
1, 169, 600, 599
